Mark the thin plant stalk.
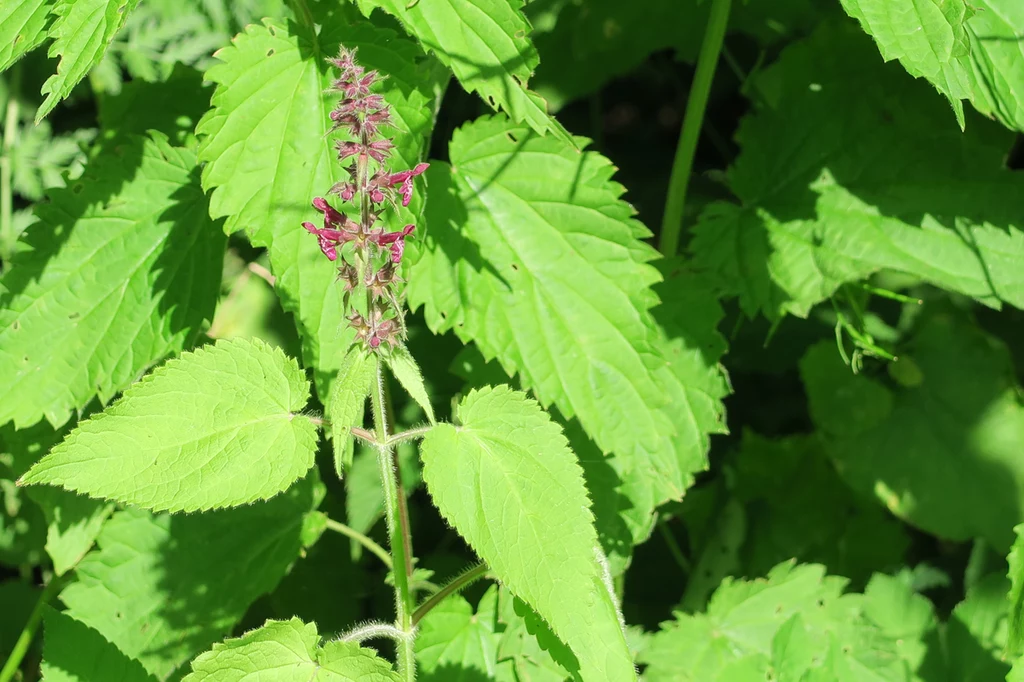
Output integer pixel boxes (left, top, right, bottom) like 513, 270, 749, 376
658, 0, 732, 257
324, 517, 393, 569
371, 357, 416, 680
412, 563, 489, 626
0, 574, 61, 682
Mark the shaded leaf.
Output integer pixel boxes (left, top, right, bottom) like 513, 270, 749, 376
0, 132, 224, 429
416, 594, 498, 681
41, 609, 157, 682
801, 310, 1024, 550
21, 337, 318, 513
690, 22, 1024, 320
58, 476, 320, 679
420, 385, 635, 681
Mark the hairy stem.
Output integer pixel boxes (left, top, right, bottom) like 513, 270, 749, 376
387, 425, 432, 447
1, 65, 22, 266
658, 0, 731, 257
324, 517, 392, 569
0, 574, 61, 682
383, 377, 414, 587
372, 357, 416, 679
412, 563, 490, 626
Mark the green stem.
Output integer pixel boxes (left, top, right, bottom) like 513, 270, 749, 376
387, 425, 432, 447
0, 575, 62, 682
324, 517, 393, 570
371, 357, 416, 680
1, 65, 22, 266
412, 563, 490, 626
659, 520, 691, 574
658, 0, 732, 257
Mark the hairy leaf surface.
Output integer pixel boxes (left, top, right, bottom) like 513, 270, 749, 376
802, 311, 1024, 550
690, 22, 1024, 320
387, 346, 435, 424
21, 337, 318, 513
197, 11, 443, 398
420, 386, 635, 681
0, 132, 223, 429
355, 0, 569, 144
58, 478, 319, 679
37, 0, 141, 122
183, 618, 401, 681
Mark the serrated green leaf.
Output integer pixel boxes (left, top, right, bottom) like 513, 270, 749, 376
0, 0, 53, 72
415, 594, 498, 680
327, 347, 375, 476
690, 22, 1024, 321
641, 562, 911, 682
420, 385, 635, 681
59, 477, 319, 679
944, 573, 1011, 680
839, 0, 976, 128
802, 310, 1024, 551
29, 487, 113, 575
355, 0, 570, 144
409, 116, 700, 504
41, 608, 158, 682
11, 121, 94, 202
21, 337, 318, 513
387, 346, 435, 424
0, 132, 224, 430
966, 0, 1024, 133
182, 617, 401, 681
1010, 525, 1024, 656
861, 573, 938, 676
197, 12, 444, 399
36, 0, 142, 122
97, 64, 211, 147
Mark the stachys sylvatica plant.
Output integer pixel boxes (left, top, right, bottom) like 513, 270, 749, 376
15, 47, 636, 681
9, 0, 1024, 680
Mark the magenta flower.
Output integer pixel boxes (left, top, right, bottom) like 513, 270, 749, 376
377, 224, 415, 264
301, 46, 428, 351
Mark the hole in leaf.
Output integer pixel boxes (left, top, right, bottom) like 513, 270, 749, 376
267, 49, 275, 56
72, 183, 84, 194
510, 263, 518, 271
506, 132, 518, 143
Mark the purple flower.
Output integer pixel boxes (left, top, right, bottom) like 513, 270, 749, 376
377, 224, 415, 264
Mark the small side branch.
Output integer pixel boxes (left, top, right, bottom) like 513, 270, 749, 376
412, 563, 491, 626
324, 518, 392, 570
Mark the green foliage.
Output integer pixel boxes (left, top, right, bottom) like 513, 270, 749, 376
641, 561, 930, 681
355, 0, 570, 144
802, 309, 1024, 550
5, 2, 1024, 681
0, 0, 53, 73
327, 347, 376, 475
420, 385, 635, 681
40, 609, 157, 682
37, 0, 142, 122
838, 0, 976, 128
182, 618, 401, 681
689, 21, 1024, 321
0, 132, 224, 429
58, 477, 320, 678
21, 337, 318, 512
410, 117, 728, 510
